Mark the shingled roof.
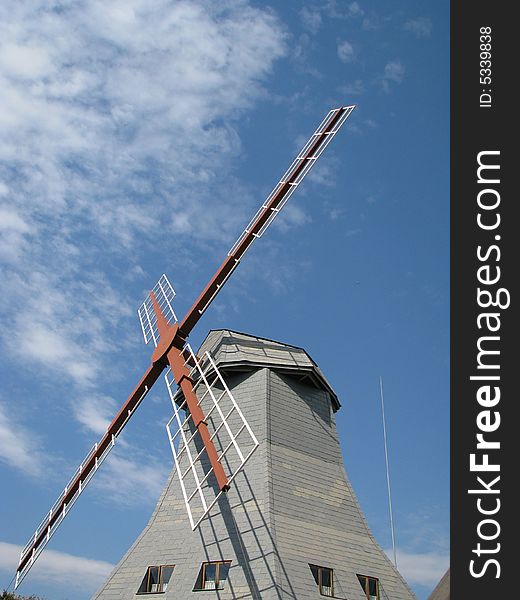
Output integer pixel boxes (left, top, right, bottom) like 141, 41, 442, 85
198, 329, 341, 411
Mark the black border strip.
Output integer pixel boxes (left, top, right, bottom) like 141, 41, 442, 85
451, 3, 514, 598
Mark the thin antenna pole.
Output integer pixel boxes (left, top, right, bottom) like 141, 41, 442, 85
380, 376, 398, 569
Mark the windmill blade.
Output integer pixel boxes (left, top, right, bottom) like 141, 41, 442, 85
138, 274, 178, 346
15, 440, 117, 589
14, 106, 354, 589
179, 105, 355, 334
228, 105, 355, 258
14, 365, 160, 589
164, 345, 259, 529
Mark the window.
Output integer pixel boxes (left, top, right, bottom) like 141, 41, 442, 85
357, 574, 379, 600
310, 564, 334, 597
194, 561, 231, 591
137, 565, 175, 594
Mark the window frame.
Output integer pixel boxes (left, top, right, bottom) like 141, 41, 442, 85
137, 564, 175, 595
357, 573, 380, 600
194, 560, 232, 591
309, 563, 334, 597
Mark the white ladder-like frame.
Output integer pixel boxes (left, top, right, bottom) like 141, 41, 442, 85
138, 274, 178, 346
165, 345, 259, 529
228, 105, 355, 256
15, 384, 150, 589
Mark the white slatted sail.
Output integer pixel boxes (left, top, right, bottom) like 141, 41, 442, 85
15, 385, 150, 589
16, 440, 116, 589
138, 274, 178, 346
165, 345, 259, 529
228, 105, 355, 257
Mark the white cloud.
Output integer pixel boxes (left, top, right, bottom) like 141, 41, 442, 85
298, 0, 364, 29
384, 61, 405, 83
381, 60, 405, 92
387, 548, 449, 587
0, 206, 34, 263
404, 17, 433, 38
74, 394, 118, 436
307, 160, 339, 188
325, 1, 364, 19
339, 79, 365, 96
347, 2, 364, 17
300, 7, 322, 34
0, 540, 114, 590
327, 206, 345, 221
337, 40, 355, 63
0, 42, 54, 80
0, 0, 286, 245
274, 204, 312, 232
0, 207, 31, 233
5, 270, 125, 388
387, 509, 449, 589
0, 0, 287, 440
94, 451, 170, 508
0, 401, 42, 477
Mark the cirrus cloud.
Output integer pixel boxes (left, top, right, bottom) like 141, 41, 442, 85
0, 0, 287, 505
0, 540, 114, 591
337, 40, 355, 63
0, 0, 286, 424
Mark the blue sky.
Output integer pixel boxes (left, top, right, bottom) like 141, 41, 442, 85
0, 1, 449, 598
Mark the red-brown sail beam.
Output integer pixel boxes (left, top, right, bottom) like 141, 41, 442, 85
179, 106, 354, 335
166, 344, 230, 491
16, 362, 163, 580
149, 292, 230, 491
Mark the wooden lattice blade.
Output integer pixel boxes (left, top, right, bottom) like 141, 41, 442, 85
15, 362, 162, 589
179, 105, 355, 334
138, 274, 178, 347
165, 345, 259, 529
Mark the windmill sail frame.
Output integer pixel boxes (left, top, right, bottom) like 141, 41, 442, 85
14, 105, 355, 590
138, 274, 178, 346
165, 345, 259, 529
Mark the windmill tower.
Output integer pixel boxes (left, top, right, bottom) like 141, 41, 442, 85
13, 105, 416, 600
92, 330, 417, 600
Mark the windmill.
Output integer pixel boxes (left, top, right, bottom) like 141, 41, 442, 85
14, 105, 356, 589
